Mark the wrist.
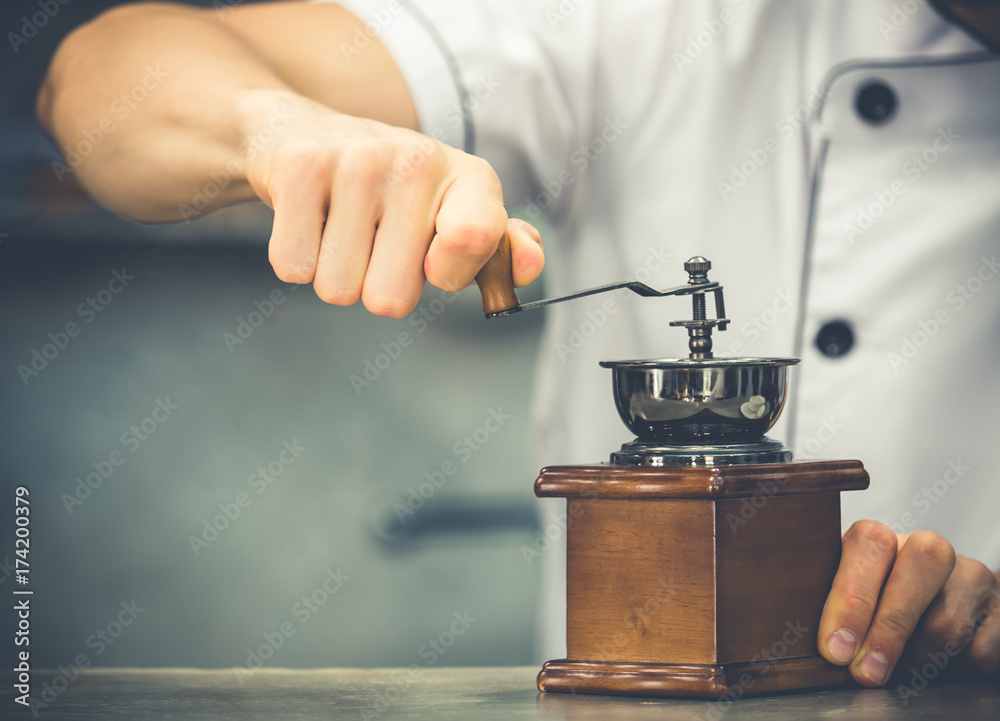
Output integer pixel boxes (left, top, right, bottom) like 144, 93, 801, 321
233, 88, 319, 205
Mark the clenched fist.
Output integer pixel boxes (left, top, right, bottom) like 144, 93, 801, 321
237, 89, 544, 318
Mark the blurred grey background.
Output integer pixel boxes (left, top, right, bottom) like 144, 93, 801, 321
0, 0, 545, 671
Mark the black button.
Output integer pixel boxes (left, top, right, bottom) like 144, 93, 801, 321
855, 81, 897, 125
815, 320, 854, 358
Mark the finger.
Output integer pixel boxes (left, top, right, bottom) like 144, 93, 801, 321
819, 521, 898, 668
361, 176, 438, 318
964, 577, 1000, 675
448, 217, 545, 291
919, 558, 996, 655
852, 531, 955, 686
895, 559, 995, 681
267, 164, 329, 285
506, 217, 545, 287
312, 165, 380, 306
424, 160, 508, 292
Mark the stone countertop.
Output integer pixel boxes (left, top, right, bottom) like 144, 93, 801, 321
6, 666, 1000, 720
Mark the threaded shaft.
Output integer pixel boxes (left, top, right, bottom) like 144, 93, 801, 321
692, 293, 706, 321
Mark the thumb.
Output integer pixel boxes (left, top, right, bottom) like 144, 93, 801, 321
424, 163, 508, 292
504, 217, 545, 287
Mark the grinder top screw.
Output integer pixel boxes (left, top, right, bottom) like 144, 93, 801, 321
669, 256, 729, 360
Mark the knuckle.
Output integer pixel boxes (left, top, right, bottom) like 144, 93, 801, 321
276, 140, 330, 177
389, 136, 445, 180
441, 221, 500, 259
907, 531, 956, 569
923, 609, 973, 648
848, 520, 898, 553
415, 142, 448, 176
509, 217, 543, 245
967, 560, 996, 591
336, 142, 389, 188
842, 587, 879, 617
877, 607, 918, 646
464, 154, 501, 184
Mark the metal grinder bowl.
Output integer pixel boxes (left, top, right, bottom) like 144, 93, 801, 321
599, 357, 799, 445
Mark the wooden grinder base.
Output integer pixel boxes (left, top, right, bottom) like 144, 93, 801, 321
535, 460, 869, 698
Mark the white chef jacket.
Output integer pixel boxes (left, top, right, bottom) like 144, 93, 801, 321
326, 0, 1000, 660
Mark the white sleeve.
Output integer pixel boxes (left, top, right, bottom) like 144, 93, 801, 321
318, 0, 592, 217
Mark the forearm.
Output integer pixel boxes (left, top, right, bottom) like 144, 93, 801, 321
38, 3, 292, 221
39, 0, 421, 223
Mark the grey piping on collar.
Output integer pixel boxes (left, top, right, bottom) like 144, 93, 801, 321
397, 0, 476, 154
786, 138, 829, 453
813, 51, 997, 122
785, 51, 998, 451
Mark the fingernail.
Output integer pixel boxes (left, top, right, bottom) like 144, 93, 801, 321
827, 628, 857, 663
860, 651, 890, 685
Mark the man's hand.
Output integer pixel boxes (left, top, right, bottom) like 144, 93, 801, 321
38, 3, 544, 319
238, 89, 543, 318
818, 520, 1000, 687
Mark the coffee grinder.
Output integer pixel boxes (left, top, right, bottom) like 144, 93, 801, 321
477, 240, 869, 697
